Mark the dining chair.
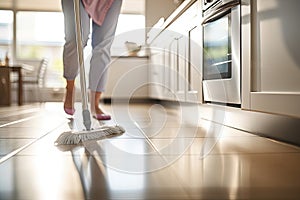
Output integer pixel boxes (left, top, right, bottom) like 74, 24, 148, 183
23, 58, 48, 87
26, 58, 48, 102
12, 58, 49, 103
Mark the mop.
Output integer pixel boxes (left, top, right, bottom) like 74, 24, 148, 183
55, 0, 124, 145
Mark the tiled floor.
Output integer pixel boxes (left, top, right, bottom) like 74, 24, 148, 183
0, 102, 299, 200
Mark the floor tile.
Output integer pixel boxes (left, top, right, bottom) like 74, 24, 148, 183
0, 102, 300, 199
140, 126, 204, 139
0, 156, 86, 200
0, 127, 56, 139
0, 154, 189, 200
161, 153, 300, 199
150, 136, 300, 156
0, 139, 33, 159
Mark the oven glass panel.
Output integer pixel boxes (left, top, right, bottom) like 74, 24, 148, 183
203, 13, 232, 80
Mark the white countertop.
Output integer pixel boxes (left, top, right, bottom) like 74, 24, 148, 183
147, 0, 198, 44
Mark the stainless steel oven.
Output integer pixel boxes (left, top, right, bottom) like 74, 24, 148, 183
202, 0, 241, 105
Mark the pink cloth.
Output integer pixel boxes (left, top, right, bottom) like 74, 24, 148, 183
81, 0, 115, 26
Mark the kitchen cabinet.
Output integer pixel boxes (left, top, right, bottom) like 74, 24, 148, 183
162, 42, 174, 100
165, 36, 178, 101
103, 57, 149, 99
149, 18, 181, 101
146, 0, 300, 146
149, 50, 165, 99
187, 25, 203, 103
242, 0, 300, 118
149, 28, 175, 100
148, 0, 202, 103
175, 34, 187, 101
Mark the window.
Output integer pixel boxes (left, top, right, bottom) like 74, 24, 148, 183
0, 10, 13, 63
16, 11, 65, 87
8, 11, 145, 88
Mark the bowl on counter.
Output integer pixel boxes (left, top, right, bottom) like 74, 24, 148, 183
125, 41, 142, 56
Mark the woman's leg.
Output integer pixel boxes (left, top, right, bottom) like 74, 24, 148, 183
89, 0, 122, 115
90, 91, 103, 114
64, 80, 75, 114
61, 0, 90, 112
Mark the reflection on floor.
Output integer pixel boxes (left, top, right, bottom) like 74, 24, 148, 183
0, 102, 299, 200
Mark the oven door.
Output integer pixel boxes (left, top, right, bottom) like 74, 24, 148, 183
203, 13, 232, 80
202, 1, 241, 105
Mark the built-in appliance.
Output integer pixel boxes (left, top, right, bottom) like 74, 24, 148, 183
202, 0, 241, 105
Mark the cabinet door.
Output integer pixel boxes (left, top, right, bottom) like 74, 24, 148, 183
104, 58, 149, 99
165, 38, 178, 101
187, 26, 203, 103
242, 0, 300, 118
176, 35, 187, 101
149, 51, 164, 99
162, 43, 174, 101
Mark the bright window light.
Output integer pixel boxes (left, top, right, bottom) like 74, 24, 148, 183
16, 11, 65, 87
0, 10, 13, 60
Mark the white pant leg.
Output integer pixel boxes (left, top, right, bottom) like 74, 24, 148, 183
89, 0, 123, 92
61, 0, 90, 80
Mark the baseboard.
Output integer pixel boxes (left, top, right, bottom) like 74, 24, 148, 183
125, 99, 300, 147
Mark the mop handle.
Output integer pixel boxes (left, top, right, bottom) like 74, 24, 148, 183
74, 0, 91, 130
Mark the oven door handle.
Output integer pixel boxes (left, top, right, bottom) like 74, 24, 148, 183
202, 1, 240, 25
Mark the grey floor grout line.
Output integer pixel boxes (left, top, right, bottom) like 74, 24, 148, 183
0, 108, 41, 119
133, 121, 162, 154
0, 114, 42, 128
0, 121, 67, 165
133, 120, 196, 198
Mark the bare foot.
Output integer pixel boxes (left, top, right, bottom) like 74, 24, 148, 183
64, 80, 75, 115
90, 91, 111, 120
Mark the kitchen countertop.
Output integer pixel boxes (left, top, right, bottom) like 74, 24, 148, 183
147, 0, 198, 44
111, 55, 149, 59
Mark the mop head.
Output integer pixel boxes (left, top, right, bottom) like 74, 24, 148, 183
55, 125, 125, 145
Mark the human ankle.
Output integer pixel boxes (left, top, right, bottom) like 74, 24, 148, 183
90, 91, 102, 113
64, 90, 74, 108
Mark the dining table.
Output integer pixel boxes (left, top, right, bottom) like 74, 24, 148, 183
0, 64, 33, 106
